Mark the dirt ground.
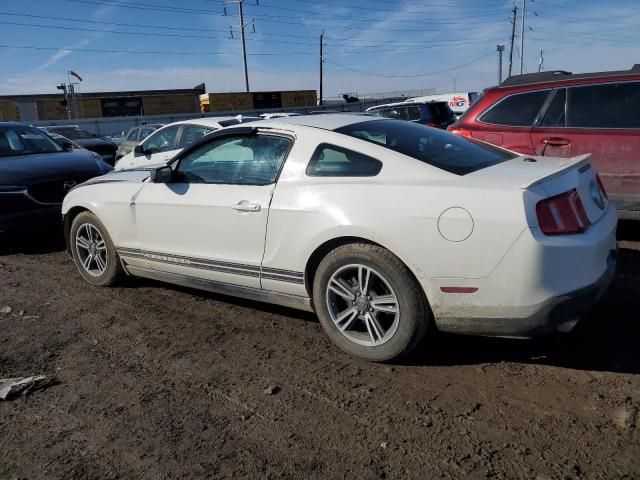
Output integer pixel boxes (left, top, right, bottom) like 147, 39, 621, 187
1, 224, 639, 480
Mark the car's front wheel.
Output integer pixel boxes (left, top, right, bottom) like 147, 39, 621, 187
313, 243, 431, 362
70, 211, 123, 286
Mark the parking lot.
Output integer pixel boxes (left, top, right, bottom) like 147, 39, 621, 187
1, 225, 638, 479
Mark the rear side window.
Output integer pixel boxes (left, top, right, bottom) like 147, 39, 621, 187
427, 102, 455, 121
540, 89, 566, 127
336, 119, 516, 176
568, 82, 640, 128
307, 144, 382, 177
406, 106, 421, 121
378, 108, 407, 120
481, 90, 550, 126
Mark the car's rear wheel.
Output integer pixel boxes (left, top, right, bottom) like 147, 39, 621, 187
313, 243, 431, 362
70, 211, 123, 286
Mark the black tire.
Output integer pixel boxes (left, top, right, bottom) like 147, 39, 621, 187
69, 211, 123, 287
313, 243, 431, 362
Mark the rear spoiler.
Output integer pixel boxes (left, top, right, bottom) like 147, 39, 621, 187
520, 154, 591, 189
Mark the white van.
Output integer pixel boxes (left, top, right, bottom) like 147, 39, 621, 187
404, 92, 479, 117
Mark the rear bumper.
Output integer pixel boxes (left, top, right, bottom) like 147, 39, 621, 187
433, 204, 618, 337
435, 249, 616, 337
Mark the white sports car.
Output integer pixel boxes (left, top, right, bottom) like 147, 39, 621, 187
62, 115, 617, 361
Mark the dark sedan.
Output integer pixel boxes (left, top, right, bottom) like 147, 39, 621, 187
0, 123, 112, 233
43, 125, 118, 166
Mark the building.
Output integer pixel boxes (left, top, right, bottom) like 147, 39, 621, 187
0, 84, 206, 121
200, 90, 317, 113
0, 100, 20, 121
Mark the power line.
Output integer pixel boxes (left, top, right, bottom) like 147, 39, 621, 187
0, 20, 222, 39
206, 0, 509, 12
0, 12, 322, 39
242, 2, 511, 22
66, 0, 220, 15
245, 9, 515, 27
0, 44, 314, 56
324, 50, 494, 77
0, 12, 511, 48
243, 14, 507, 32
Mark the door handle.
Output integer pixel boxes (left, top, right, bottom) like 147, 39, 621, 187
542, 137, 570, 146
232, 202, 261, 212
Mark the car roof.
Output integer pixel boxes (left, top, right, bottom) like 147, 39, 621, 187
253, 113, 382, 131
162, 116, 261, 129
497, 64, 640, 89
367, 100, 447, 111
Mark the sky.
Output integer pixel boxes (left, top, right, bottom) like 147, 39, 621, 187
0, 0, 639, 98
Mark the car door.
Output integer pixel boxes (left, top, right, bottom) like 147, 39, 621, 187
133, 130, 293, 289
126, 125, 181, 169
531, 82, 640, 200
477, 89, 550, 153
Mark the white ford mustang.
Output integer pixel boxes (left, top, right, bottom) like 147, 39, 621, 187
61, 114, 617, 361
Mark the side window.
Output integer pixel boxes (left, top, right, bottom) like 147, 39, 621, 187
380, 108, 407, 120
125, 128, 139, 142
143, 125, 180, 153
406, 106, 421, 121
481, 90, 550, 126
139, 127, 155, 141
306, 143, 383, 177
176, 134, 291, 185
568, 82, 640, 128
540, 89, 566, 127
178, 124, 216, 148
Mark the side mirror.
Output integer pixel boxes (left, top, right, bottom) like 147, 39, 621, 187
133, 144, 146, 157
149, 165, 173, 184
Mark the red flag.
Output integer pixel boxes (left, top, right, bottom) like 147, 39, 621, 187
69, 70, 83, 82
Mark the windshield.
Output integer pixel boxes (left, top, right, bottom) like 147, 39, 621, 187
335, 119, 516, 175
49, 127, 94, 140
0, 125, 63, 157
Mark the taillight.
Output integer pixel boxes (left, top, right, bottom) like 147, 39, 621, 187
449, 127, 472, 138
536, 189, 590, 235
596, 173, 608, 198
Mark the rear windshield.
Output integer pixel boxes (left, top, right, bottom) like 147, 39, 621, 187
335, 119, 516, 175
49, 127, 94, 140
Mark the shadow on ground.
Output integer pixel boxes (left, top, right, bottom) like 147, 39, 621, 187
2, 221, 639, 374
0, 224, 65, 255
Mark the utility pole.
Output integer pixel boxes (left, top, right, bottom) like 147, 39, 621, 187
508, 5, 517, 77
520, 0, 526, 74
238, 0, 249, 92
538, 49, 544, 72
319, 30, 324, 106
225, 0, 255, 92
497, 45, 505, 83
453, 75, 457, 92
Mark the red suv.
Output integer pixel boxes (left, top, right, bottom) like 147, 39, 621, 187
448, 65, 640, 219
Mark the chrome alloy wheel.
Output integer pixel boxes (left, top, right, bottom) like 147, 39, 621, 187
75, 223, 108, 277
325, 264, 400, 346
